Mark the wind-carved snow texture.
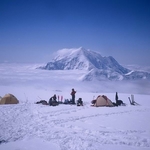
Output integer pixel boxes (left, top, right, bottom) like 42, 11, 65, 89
0, 103, 150, 150
0, 63, 150, 150
39, 47, 150, 81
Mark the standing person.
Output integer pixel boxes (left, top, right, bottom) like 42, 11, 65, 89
115, 92, 118, 102
71, 88, 76, 104
115, 92, 124, 106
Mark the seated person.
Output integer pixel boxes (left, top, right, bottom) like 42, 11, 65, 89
91, 100, 96, 106
49, 94, 58, 106
91, 95, 100, 105
77, 98, 83, 106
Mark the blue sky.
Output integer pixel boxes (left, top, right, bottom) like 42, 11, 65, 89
0, 0, 150, 66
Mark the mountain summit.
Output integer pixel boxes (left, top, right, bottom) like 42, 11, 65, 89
39, 47, 150, 81
41, 47, 129, 72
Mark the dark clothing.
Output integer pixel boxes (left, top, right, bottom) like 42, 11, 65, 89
77, 98, 83, 106
49, 95, 58, 106
91, 100, 96, 105
52, 95, 57, 101
115, 92, 120, 105
115, 92, 118, 102
71, 89, 76, 104
112, 102, 118, 107
36, 100, 48, 105
115, 92, 125, 106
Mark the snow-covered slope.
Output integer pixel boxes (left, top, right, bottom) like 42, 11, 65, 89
1, 94, 150, 150
0, 63, 150, 150
39, 47, 150, 81
40, 47, 129, 73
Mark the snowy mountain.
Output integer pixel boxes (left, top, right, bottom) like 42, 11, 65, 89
40, 47, 129, 72
1, 62, 150, 150
39, 47, 150, 81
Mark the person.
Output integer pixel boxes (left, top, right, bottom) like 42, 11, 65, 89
71, 88, 76, 104
91, 95, 100, 106
115, 92, 126, 106
91, 99, 96, 105
115, 92, 118, 102
77, 98, 83, 106
49, 94, 58, 106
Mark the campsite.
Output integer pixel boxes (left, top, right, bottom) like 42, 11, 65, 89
0, 63, 150, 150
1, 0, 150, 149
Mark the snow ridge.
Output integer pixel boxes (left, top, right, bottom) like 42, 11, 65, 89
39, 47, 150, 81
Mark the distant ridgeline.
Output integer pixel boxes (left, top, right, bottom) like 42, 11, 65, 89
38, 47, 150, 81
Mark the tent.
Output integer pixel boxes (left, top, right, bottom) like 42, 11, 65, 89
93, 95, 114, 107
0, 94, 19, 104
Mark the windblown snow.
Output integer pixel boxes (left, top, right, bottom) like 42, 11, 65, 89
0, 63, 150, 150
